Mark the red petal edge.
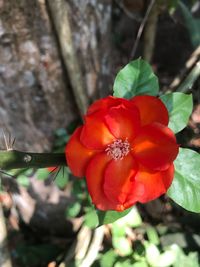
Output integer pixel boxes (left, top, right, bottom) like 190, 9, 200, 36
65, 127, 98, 177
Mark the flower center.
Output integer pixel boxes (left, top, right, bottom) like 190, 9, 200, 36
105, 139, 130, 160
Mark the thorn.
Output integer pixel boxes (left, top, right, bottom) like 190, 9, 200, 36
1, 129, 16, 150
2, 130, 9, 150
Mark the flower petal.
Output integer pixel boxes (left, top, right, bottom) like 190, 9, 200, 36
86, 153, 117, 211
132, 123, 179, 170
131, 95, 169, 126
126, 164, 174, 204
105, 105, 140, 140
87, 96, 130, 115
80, 111, 115, 149
65, 127, 98, 177
103, 154, 138, 211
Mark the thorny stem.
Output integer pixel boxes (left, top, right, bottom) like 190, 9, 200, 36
0, 150, 66, 170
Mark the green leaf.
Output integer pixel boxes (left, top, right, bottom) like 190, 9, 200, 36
54, 167, 69, 189
146, 226, 160, 246
167, 148, 200, 212
114, 259, 134, 267
112, 222, 127, 237
65, 202, 81, 218
178, 1, 200, 48
100, 250, 117, 267
112, 236, 132, 256
113, 59, 159, 99
84, 208, 99, 228
160, 92, 193, 133
17, 175, 30, 187
132, 262, 148, 267
97, 208, 131, 225
145, 243, 160, 267
36, 168, 50, 180
111, 207, 142, 236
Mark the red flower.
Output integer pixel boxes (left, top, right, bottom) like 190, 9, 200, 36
65, 96, 179, 211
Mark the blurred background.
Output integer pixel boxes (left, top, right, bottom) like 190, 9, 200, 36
0, 0, 200, 266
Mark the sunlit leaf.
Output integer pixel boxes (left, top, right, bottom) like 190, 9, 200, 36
112, 236, 132, 256
84, 208, 99, 228
36, 168, 49, 180
167, 148, 200, 212
160, 92, 193, 133
65, 202, 81, 218
54, 167, 69, 189
146, 226, 160, 246
100, 250, 117, 267
17, 175, 30, 187
113, 59, 159, 98
97, 208, 131, 225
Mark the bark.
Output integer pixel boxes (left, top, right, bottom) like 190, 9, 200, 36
0, 0, 77, 152
47, 0, 89, 115
142, 0, 159, 62
66, 0, 113, 100
0, 0, 113, 152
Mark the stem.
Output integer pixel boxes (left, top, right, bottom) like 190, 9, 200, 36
142, 0, 159, 62
0, 150, 66, 170
47, 0, 89, 115
130, 0, 155, 59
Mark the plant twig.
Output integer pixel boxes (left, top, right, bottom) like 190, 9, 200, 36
130, 0, 155, 60
47, 0, 89, 115
176, 60, 200, 93
169, 45, 200, 90
142, 0, 159, 62
0, 150, 66, 170
80, 226, 104, 267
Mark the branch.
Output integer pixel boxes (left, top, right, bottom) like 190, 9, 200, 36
142, 0, 159, 62
47, 0, 89, 115
130, 0, 155, 59
169, 45, 200, 91
0, 150, 66, 170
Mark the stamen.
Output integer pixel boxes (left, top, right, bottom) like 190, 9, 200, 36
105, 139, 130, 160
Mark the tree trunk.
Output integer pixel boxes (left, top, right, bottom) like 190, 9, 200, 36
0, 0, 113, 151
64, 0, 113, 100
0, 0, 77, 151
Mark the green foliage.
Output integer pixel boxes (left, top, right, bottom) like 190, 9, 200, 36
100, 250, 117, 267
65, 202, 81, 218
167, 0, 179, 14
176, 62, 200, 92
146, 226, 160, 246
168, 148, 200, 212
54, 167, 69, 189
16, 169, 33, 187
160, 92, 193, 133
84, 207, 99, 228
36, 168, 50, 180
16, 174, 30, 187
178, 1, 200, 48
112, 236, 132, 256
145, 243, 177, 267
113, 59, 159, 98
145, 243, 199, 267
96, 208, 132, 225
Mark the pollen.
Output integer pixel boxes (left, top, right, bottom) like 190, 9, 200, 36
105, 139, 130, 160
